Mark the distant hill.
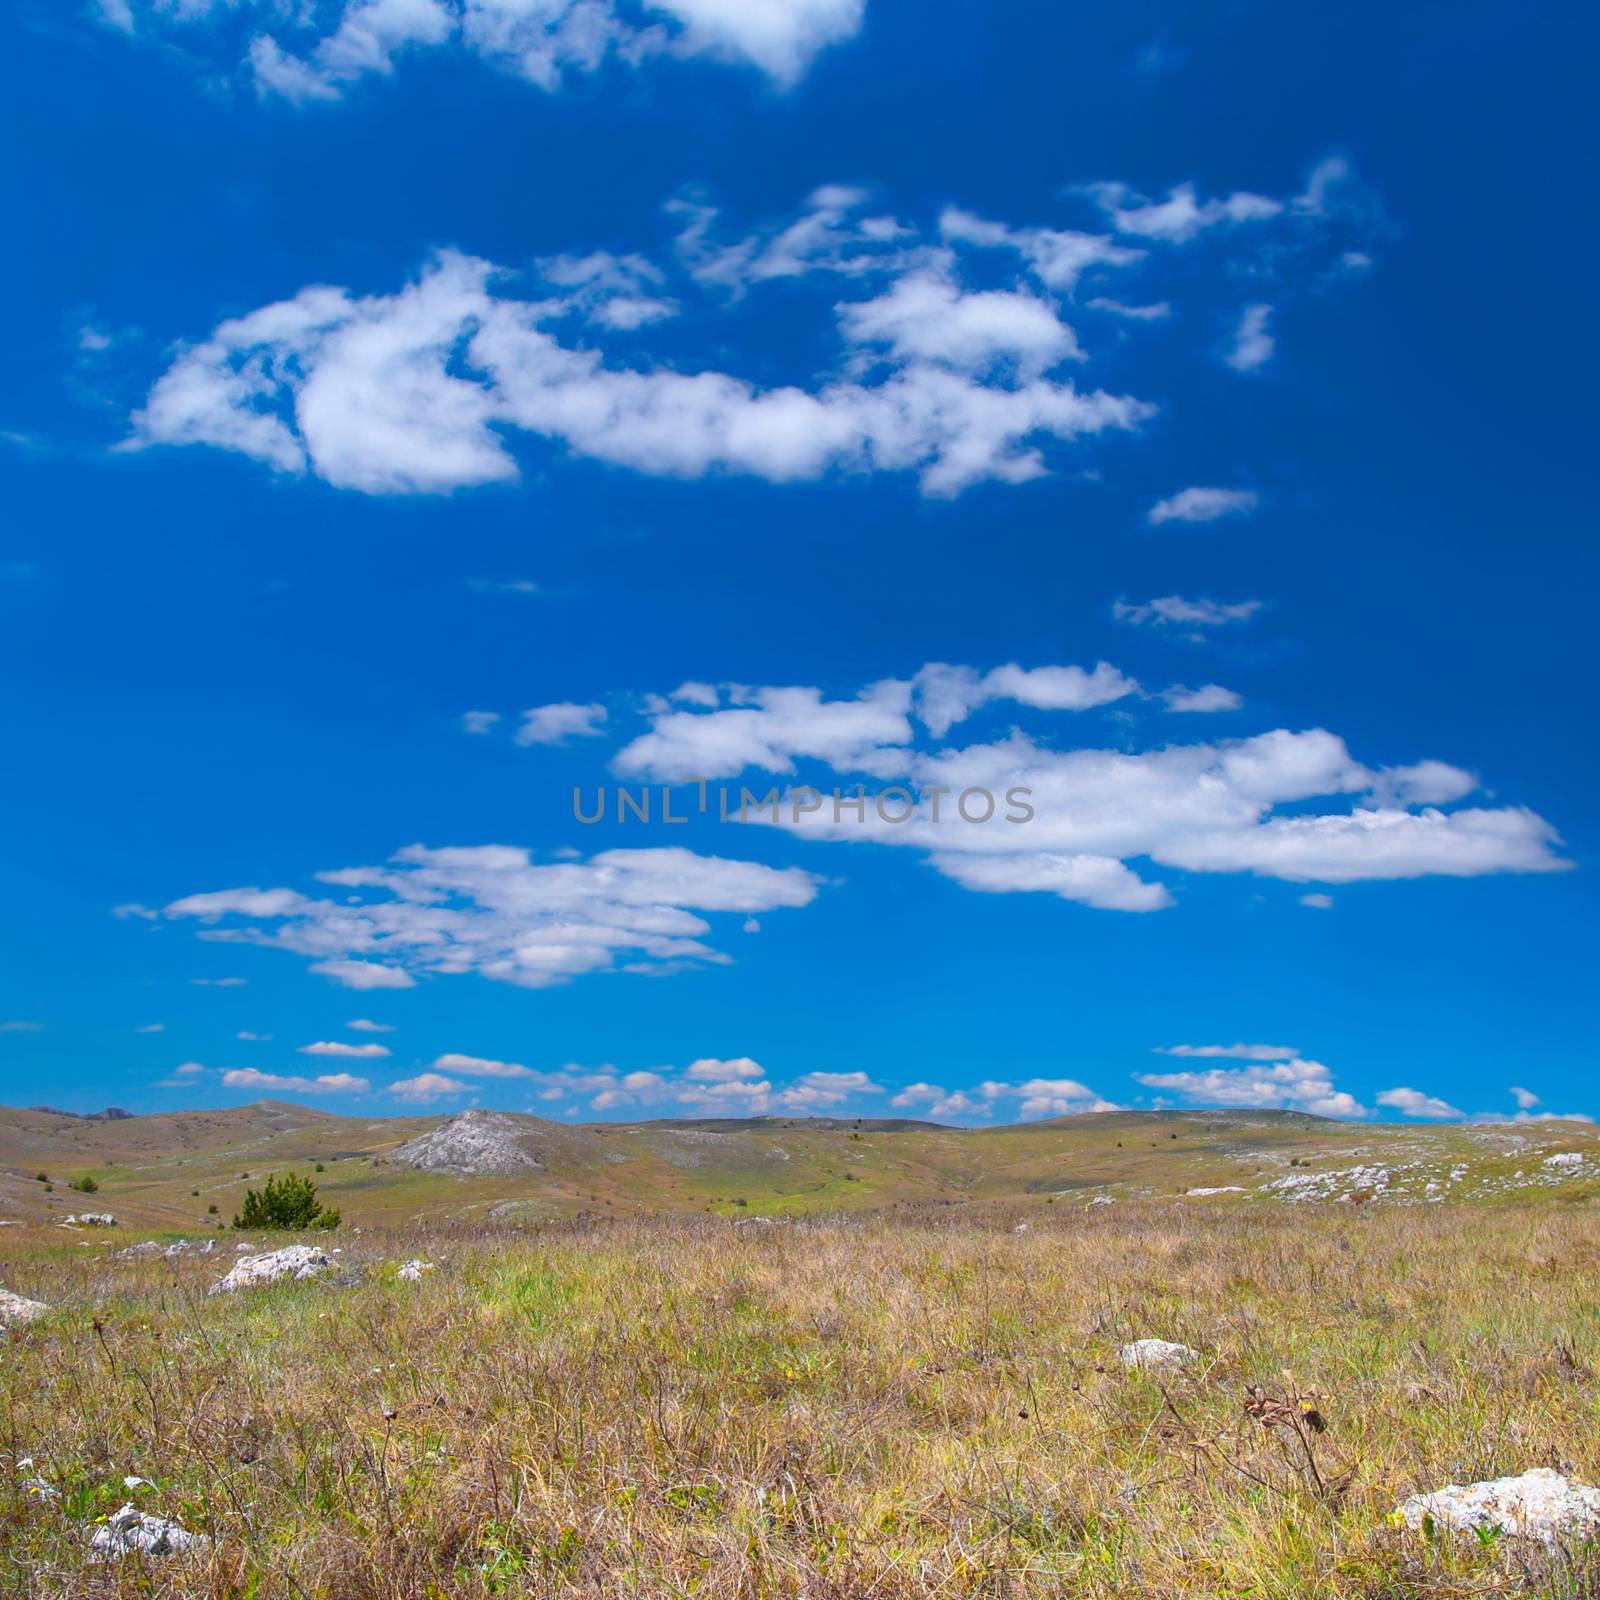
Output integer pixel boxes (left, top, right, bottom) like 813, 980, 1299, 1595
0, 1100, 1592, 1232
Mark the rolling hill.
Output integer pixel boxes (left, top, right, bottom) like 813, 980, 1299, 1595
1, 1099, 1594, 1234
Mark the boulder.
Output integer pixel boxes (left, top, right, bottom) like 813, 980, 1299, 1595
1393, 1468, 1600, 1544
0, 1288, 49, 1327
89, 1503, 208, 1558
209, 1244, 331, 1294
64, 1213, 117, 1227
397, 1259, 436, 1281
1119, 1338, 1197, 1373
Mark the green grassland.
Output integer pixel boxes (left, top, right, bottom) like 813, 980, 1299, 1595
8, 1200, 1600, 1596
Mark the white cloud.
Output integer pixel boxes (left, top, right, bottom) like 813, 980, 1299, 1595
173, 1061, 205, 1076
347, 1018, 394, 1032
684, 1056, 764, 1082
777, 1069, 880, 1108
128, 249, 1150, 502
1299, 893, 1334, 909
913, 661, 1138, 739
1376, 1086, 1463, 1120
1156, 1043, 1299, 1060
1511, 1086, 1541, 1110
1138, 1056, 1365, 1118
1224, 303, 1275, 372
728, 698, 1568, 911
389, 1071, 468, 1100
308, 960, 418, 990
1115, 595, 1263, 629
938, 206, 1144, 292
189, 976, 249, 987
113, 902, 160, 920
113, 0, 863, 102
614, 680, 915, 780
164, 843, 820, 990
134, 1023, 166, 1034
1162, 683, 1242, 713
237, 1030, 272, 1041
299, 1039, 392, 1058
221, 1067, 371, 1094
432, 1052, 534, 1079
1084, 297, 1171, 321
1148, 486, 1258, 526
463, 710, 501, 735
1083, 181, 1283, 243
1369, 761, 1477, 808
889, 1082, 988, 1119
515, 702, 608, 746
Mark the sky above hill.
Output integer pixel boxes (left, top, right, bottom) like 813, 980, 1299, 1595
1, 0, 1595, 1125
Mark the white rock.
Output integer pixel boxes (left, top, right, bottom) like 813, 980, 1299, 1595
209, 1245, 332, 1294
1187, 1186, 1246, 1196
1013, 1222, 1031, 1233
64, 1213, 117, 1227
1542, 1152, 1584, 1173
0, 1288, 49, 1326
1393, 1468, 1600, 1544
1119, 1338, 1197, 1372
89, 1502, 208, 1558
397, 1259, 435, 1281
1086, 1195, 1116, 1207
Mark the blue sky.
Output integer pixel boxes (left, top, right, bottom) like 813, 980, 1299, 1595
2, 0, 1595, 1125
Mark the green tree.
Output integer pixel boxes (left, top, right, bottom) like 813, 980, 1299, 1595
69, 1175, 99, 1193
231, 1172, 340, 1231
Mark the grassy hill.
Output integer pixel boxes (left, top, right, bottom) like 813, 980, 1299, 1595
2, 1099, 1594, 1234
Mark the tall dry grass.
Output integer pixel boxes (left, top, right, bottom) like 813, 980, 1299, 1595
5, 1202, 1600, 1597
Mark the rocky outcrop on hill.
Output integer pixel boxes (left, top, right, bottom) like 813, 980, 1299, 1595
391, 1110, 548, 1176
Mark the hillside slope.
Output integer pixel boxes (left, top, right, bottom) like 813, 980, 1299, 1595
0, 1101, 1593, 1232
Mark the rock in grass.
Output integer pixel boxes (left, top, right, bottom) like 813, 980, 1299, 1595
209, 1244, 331, 1294
0, 1288, 49, 1327
64, 1213, 117, 1227
89, 1503, 208, 1558
1393, 1468, 1600, 1544
1119, 1338, 1197, 1373
397, 1259, 435, 1281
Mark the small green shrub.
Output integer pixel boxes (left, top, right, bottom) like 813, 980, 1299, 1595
207, 1204, 218, 1215
68, 1176, 99, 1194
232, 1172, 340, 1231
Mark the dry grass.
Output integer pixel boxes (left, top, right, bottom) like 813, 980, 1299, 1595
6, 1203, 1600, 1596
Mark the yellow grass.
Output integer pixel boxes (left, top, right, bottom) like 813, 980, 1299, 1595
6, 1204, 1600, 1596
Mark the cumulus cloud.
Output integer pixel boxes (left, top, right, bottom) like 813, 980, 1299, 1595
162, 842, 821, 990
1082, 180, 1283, 243
127, 247, 1149, 501
1162, 683, 1242, 713
298, 1040, 392, 1058
1224, 303, 1275, 373
1137, 1056, 1365, 1118
684, 1056, 765, 1082
221, 1067, 371, 1094
1511, 1086, 1541, 1110
462, 710, 501, 735
515, 702, 609, 746
389, 1071, 469, 1100
432, 1052, 535, 1078
1147, 486, 1258, 526
1376, 1086, 1463, 1120
110, 0, 865, 102
728, 697, 1569, 911
347, 1018, 394, 1032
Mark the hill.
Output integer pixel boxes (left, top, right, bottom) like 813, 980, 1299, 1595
1, 1100, 1594, 1233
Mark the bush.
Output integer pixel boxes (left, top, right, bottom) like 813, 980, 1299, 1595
68, 1176, 99, 1194
207, 1204, 218, 1215
232, 1172, 340, 1232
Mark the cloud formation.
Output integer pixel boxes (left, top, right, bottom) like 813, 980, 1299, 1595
104, 0, 867, 100
126, 170, 1375, 502
162, 843, 821, 990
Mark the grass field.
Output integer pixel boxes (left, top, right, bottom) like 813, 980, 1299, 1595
8, 1200, 1600, 1597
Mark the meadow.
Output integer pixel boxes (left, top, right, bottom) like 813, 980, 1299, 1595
7, 1202, 1600, 1597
